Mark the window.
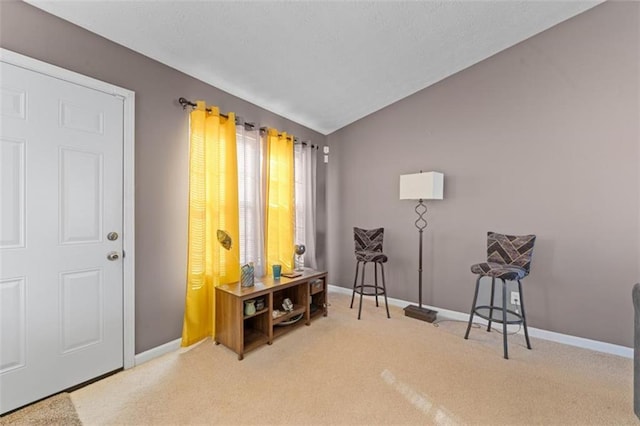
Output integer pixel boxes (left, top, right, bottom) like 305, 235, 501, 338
236, 129, 315, 275
293, 142, 317, 269
236, 125, 264, 275
294, 143, 305, 248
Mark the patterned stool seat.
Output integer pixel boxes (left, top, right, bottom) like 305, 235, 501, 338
470, 262, 527, 280
355, 250, 388, 263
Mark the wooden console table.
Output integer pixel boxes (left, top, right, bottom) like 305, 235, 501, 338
215, 269, 328, 360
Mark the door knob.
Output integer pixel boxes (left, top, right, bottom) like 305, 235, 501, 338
107, 232, 119, 241
107, 252, 119, 261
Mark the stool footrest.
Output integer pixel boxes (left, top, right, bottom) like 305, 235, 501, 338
473, 305, 524, 325
353, 284, 386, 297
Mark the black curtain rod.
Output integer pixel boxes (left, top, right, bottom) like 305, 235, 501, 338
295, 141, 318, 149
179, 97, 306, 143
179, 97, 256, 130
179, 97, 232, 121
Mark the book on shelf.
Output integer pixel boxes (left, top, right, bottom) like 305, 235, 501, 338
281, 272, 302, 278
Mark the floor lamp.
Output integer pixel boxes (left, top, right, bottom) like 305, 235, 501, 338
399, 171, 444, 323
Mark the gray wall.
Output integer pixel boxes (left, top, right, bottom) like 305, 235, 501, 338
0, 0, 327, 353
327, 1, 639, 347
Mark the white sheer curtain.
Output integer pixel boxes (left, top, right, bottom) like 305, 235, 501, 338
236, 123, 266, 276
237, 128, 315, 275
294, 142, 317, 269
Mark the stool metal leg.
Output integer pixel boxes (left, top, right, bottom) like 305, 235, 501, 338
358, 261, 367, 320
501, 279, 509, 359
380, 263, 390, 318
464, 275, 482, 340
350, 261, 360, 309
487, 277, 496, 332
374, 262, 380, 307
518, 279, 532, 350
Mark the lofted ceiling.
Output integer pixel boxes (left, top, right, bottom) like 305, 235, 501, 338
27, 0, 602, 135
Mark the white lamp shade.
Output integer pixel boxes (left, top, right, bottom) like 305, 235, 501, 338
399, 172, 444, 200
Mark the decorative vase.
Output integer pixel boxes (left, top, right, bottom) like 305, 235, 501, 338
244, 300, 256, 316
241, 262, 255, 288
294, 244, 306, 271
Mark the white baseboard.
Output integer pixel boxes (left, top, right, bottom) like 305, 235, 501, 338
134, 338, 182, 366
328, 284, 633, 359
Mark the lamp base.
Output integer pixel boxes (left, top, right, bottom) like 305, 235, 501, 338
404, 305, 437, 323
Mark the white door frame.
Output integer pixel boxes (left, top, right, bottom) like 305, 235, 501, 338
0, 48, 136, 369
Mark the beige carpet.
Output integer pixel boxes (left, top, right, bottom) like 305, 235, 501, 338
70, 291, 636, 425
0, 393, 81, 426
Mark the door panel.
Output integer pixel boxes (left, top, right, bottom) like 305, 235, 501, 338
0, 278, 26, 374
0, 86, 27, 120
0, 61, 124, 413
0, 138, 25, 248
59, 99, 105, 135
59, 147, 103, 244
60, 269, 103, 353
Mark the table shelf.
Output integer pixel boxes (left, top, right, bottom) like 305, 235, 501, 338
244, 307, 269, 320
272, 305, 306, 325
215, 269, 327, 360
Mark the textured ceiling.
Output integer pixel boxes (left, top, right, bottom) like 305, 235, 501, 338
27, 1, 602, 135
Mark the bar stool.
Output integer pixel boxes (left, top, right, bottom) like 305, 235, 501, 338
464, 232, 536, 359
350, 227, 390, 319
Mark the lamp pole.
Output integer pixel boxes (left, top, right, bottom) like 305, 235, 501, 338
416, 199, 427, 309
403, 198, 438, 322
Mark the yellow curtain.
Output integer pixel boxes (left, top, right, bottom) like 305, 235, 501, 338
182, 101, 239, 347
265, 128, 295, 274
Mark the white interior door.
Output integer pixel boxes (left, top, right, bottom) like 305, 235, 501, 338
0, 61, 124, 413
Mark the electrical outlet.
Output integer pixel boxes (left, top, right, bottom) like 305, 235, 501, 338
510, 291, 520, 306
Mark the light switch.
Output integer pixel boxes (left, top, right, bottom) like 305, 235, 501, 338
324, 155, 329, 163
323, 146, 329, 154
